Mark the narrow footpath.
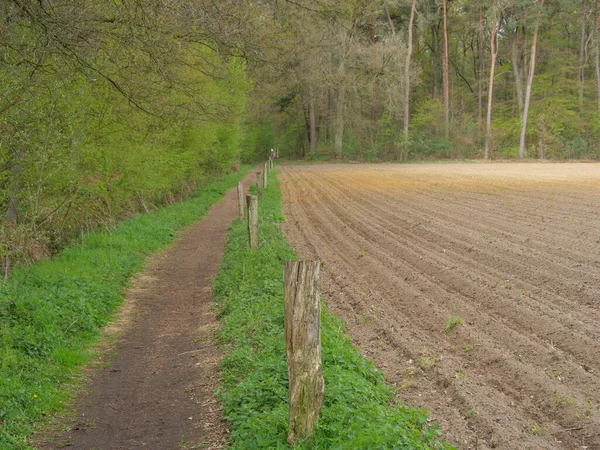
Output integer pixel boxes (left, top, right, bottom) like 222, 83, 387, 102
40, 170, 256, 450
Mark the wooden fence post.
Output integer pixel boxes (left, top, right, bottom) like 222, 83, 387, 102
256, 172, 263, 198
246, 195, 259, 249
263, 163, 268, 188
284, 260, 324, 445
237, 181, 244, 221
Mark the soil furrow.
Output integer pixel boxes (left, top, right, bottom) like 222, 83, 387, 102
280, 163, 600, 450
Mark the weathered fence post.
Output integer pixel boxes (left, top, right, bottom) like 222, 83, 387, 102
246, 195, 259, 249
256, 172, 263, 198
284, 260, 324, 445
263, 163, 268, 188
237, 181, 244, 221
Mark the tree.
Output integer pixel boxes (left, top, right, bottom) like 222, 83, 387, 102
478, 5, 485, 141
579, 0, 588, 114
519, 0, 546, 159
485, 1, 501, 160
442, 0, 450, 138
0, 0, 255, 274
595, 0, 600, 114
404, 0, 417, 160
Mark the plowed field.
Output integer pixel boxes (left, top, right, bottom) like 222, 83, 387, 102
279, 163, 600, 450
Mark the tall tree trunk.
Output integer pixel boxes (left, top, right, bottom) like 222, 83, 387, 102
478, 6, 484, 142
326, 88, 332, 143
512, 29, 525, 112
579, 0, 588, 114
403, 0, 417, 161
519, 0, 545, 159
442, 0, 450, 138
485, 3, 500, 160
3, 149, 23, 281
334, 58, 346, 160
595, 0, 600, 114
308, 86, 317, 154
302, 95, 311, 149
432, 25, 439, 98
384, 3, 395, 35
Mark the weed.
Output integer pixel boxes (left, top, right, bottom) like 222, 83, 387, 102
545, 369, 563, 381
455, 366, 466, 380
516, 347, 525, 362
445, 314, 463, 333
56, 437, 73, 449
360, 314, 373, 326
574, 409, 592, 421
398, 366, 416, 390
529, 424, 546, 436
357, 249, 366, 259
179, 437, 205, 449
464, 344, 473, 353
419, 350, 442, 370
552, 392, 574, 408
464, 408, 477, 417
213, 171, 453, 449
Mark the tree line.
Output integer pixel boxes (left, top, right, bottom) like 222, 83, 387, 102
0, 0, 261, 277
2, 0, 599, 275
258, 0, 600, 162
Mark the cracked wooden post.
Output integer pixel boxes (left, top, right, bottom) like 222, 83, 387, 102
246, 195, 259, 249
284, 260, 324, 445
237, 181, 244, 221
256, 172, 263, 198
263, 163, 268, 188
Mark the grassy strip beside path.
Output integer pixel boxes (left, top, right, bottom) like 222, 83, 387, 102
0, 167, 251, 449
214, 170, 453, 449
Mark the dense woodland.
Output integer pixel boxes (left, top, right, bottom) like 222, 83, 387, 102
1, 0, 599, 273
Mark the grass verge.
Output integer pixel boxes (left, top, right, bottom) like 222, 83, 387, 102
0, 166, 251, 449
214, 169, 453, 449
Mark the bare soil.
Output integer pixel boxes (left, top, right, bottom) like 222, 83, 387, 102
38, 171, 256, 450
279, 163, 600, 450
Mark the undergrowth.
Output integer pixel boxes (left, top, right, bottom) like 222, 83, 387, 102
0, 166, 251, 449
214, 170, 453, 449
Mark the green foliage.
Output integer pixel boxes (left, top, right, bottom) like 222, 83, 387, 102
0, 5, 252, 268
214, 170, 453, 449
0, 167, 250, 449
260, 0, 600, 162
242, 121, 275, 162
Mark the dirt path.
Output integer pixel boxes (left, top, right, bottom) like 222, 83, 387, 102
39, 171, 255, 450
280, 163, 600, 450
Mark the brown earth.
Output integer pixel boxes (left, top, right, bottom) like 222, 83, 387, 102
279, 163, 600, 450
37, 171, 256, 450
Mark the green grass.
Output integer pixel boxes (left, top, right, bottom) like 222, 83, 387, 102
214, 169, 453, 449
0, 166, 251, 450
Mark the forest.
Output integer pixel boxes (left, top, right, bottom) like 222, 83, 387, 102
1, 0, 599, 273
